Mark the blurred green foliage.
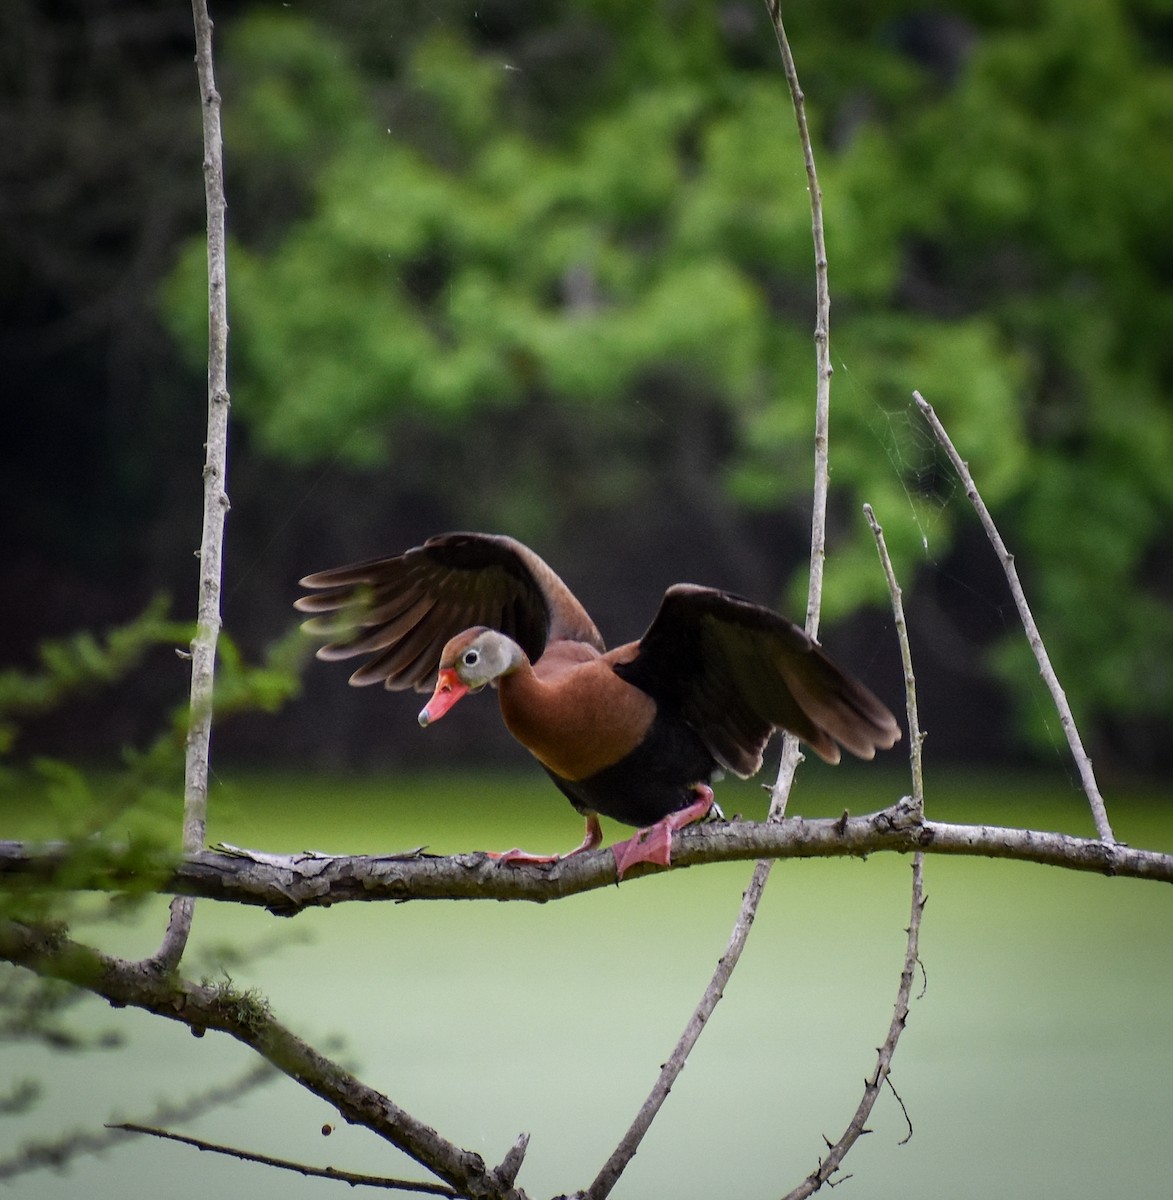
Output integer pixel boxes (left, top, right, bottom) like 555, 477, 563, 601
0, 601, 304, 929
164, 0, 1173, 747
0, 596, 178, 763
0, 599, 303, 1144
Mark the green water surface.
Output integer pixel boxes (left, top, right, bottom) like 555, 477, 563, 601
3, 768, 1171, 1199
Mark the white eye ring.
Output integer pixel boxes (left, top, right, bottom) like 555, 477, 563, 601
463, 649, 479, 667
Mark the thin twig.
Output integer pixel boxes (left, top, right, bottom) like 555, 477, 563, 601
864, 504, 924, 815
0, 1061, 278, 1181
912, 391, 1115, 843
886, 1074, 915, 1146
582, 14, 833, 1196
778, 504, 927, 1198
782, 854, 926, 1200
153, 0, 233, 972
108, 1124, 459, 1195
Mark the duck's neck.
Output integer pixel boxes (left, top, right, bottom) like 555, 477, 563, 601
495, 643, 646, 782
495, 656, 545, 726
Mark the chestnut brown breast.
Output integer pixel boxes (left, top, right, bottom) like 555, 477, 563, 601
496, 642, 655, 782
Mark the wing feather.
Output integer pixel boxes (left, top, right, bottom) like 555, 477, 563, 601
296, 532, 604, 690
616, 584, 900, 771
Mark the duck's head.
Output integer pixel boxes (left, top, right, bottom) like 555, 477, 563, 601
417, 627, 524, 727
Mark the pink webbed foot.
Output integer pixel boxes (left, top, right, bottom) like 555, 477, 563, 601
610, 785, 717, 880
488, 815, 603, 867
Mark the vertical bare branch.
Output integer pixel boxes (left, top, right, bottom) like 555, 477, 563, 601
583, 11, 834, 1196
582, 863, 772, 1200
766, 1, 831, 643
782, 855, 926, 1200
767, 0, 832, 819
912, 391, 1114, 843
155, 0, 232, 970
864, 505, 924, 813
777, 505, 926, 1199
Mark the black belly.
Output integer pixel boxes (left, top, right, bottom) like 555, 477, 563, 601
543, 711, 719, 828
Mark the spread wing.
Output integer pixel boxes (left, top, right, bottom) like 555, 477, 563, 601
295, 532, 604, 691
615, 584, 901, 772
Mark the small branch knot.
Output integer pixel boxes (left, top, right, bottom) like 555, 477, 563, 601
492, 1132, 530, 1191
872, 798, 923, 834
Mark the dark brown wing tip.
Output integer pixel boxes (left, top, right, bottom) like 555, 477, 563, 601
835, 703, 902, 763
808, 735, 844, 766
346, 660, 397, 687
313, 643, 361, 663
298, 569, 347, 589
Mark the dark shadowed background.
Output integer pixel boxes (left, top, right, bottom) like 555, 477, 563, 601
2, 0, 1171, 780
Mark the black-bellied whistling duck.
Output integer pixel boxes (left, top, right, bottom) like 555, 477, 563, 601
296, 532, 901, 878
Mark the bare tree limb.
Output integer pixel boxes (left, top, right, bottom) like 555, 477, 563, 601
106, 1123, 460, 1195
912, 391, 1115, 843
2, 813, 1168, 910
153, 0, 232, 972
0, 920, 525, 1200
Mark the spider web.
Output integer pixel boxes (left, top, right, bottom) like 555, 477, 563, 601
839, 356, 1075, 773
837, 359, 957, 563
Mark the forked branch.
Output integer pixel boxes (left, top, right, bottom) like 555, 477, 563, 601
0, 920, 523, 1200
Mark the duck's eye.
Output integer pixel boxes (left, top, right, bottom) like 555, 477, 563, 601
463, 649, 479, 667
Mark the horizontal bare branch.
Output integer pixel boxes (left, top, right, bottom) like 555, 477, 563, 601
107, 1123, 459, 1194
0, 1061, 277, 1181
2, 802, 1168, 914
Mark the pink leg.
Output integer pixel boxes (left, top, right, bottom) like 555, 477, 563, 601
610, 785, 716, 880
489, 814, 603, 867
